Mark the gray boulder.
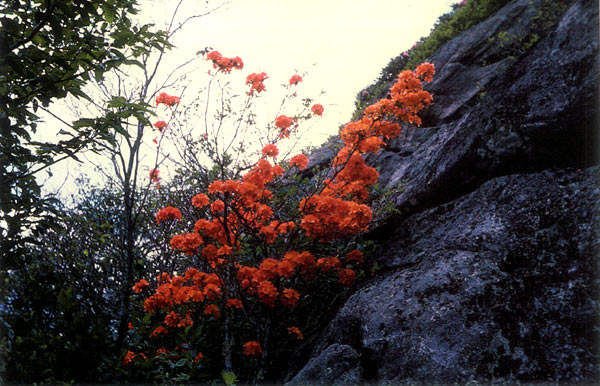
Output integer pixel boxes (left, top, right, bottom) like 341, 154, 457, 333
289, 0, 600, 384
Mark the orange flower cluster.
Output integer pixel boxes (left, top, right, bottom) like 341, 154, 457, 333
275, 115, 294, 129
154, 120, 167, 131
170, 233, 203, 255
164, 311, 193, 328
156, 206, 182, 224
261, 143, 279, 158
246, 72, 268, 95
339, 268, 356, 286
149, 168, 160, 182
155, 92, 180, 106
311, 104, 324, 116
300, 195, 372, 240
300, 63, 435, 240
191, 193, 209, 208
280, 288, 300, 308
122, 350, 146, 365
345, 249, 364, 264
289, 154, 309, 170
142, 268, 222, 314
289, 74, 303, 85
206, 50, 244, 73
133, 278, 150, 293
204, 304, 220, 318
275, 114, 296, 138
226, 298, 243, 309
243, 341, 262, 357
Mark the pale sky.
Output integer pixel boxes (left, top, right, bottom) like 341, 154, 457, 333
41, 0, 458, 195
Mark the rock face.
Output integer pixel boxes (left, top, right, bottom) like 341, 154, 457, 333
288, 0, 599, 384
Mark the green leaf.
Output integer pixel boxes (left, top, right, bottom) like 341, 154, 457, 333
72, 118, 95, 129
101, 6, 115, 23
222, 371, 237, 385
108, 96, 127, 108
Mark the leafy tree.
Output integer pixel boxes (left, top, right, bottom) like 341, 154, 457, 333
0, 0, 218, 382
0, 0, 168, 268
0, 176, 196, 383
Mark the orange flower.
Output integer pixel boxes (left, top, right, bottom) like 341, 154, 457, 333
289, 74, 303, 85
257, 280, 278, 307
156, 206, 182, 224
177, 313, 193, 328
170, 233, 203, 255
262, 143, 279, 158
194, 352, 204, 363
275, 115, 294, 129
164, 311, 181, 327
128, 321, 134, 330
132, 278, 149, 293
287, 326, 303, 340
280, 288, 300, 308
151, 325, 168, 338
122, 350, 136, 365
316, 257, 341, 273
211, 200, 225, 213
149, 168, 160, 182
243, 341, 262, 357
226, 298, 243, 309
153, 120, 167, 131
207, 50, 244, 73
289, 154, 308, 170
311, 104, 324, 116
155, 92, 180, 106
415, 62, 435, 83
204, 304, 221, 319
345, 249, 364, 264
246, 72, 268, 95
339, 268, 356, 287
259, 258, 280, 280
191, 193, 209, 208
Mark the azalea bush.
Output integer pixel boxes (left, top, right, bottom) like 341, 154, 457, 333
121, 50, 435, 384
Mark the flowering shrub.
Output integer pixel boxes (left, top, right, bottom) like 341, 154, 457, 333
125, 51, 434, 383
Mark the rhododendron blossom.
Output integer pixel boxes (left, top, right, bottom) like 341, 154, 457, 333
246, 72, 268, 95
153, 120, 167, 131
345, 249, 364, 264
155, 92, 180, 106
155, 206, 182, 224
311, 103, 324, 116
339, 268, 356, 286
226, 298, 243, 309
289, 74, 303, 85
289, 154, 309, 170
274, 115, 294, 129
243, 341, 262, 357
261, 143, 279, 158
149, 168, 160, 182
204, 304, 220, 318
170, 233, 203, 255
133, 278, 149, 293
122, 350, 136, 365
206, 50, 244, 73
191, 193, 209, 208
